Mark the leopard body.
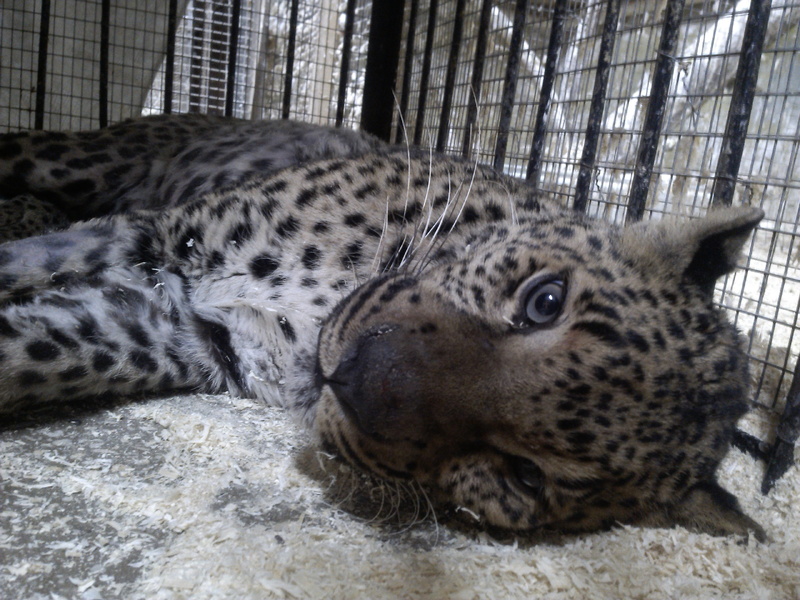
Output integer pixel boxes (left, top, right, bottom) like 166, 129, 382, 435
0, 114, 765, 539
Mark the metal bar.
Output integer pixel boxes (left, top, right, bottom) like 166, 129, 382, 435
34, 0, 51, 129
493, 0, 529, 173
524, 0, 566, 182
711, 0, 772, 208
361, 0, 405, 141
625, 0, 686, 223
413, 0, 439, 146
462, 0, 492, 157
436, 0, 466, 151
99, 0, 110, 127
189, 0, 207, 112
224, 0, 242, 117
395, 0, 419, 144
336, 0, 358, 127
164, 0, 179, 114
282, 0, 300, 119
573, 0, 620, 212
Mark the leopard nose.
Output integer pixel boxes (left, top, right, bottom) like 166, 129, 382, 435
325, 327, 425, 440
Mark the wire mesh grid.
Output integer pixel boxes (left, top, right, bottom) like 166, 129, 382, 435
0, 4, 41, 131
142, 0, 371, 126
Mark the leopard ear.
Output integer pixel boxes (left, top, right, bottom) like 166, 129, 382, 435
622, 206, 764, 296
658, 481, 767, 542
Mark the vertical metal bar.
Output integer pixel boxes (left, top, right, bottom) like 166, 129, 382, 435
282, 0, 300, 120
34, 0, 51, 130
462, 0, 492, 157
436, 0, 466, 152
413, 0, 439, 146
395, 0, 419, 144
524, 0, 566, 182
99, 0, 110, 127
336, 0, 358, 127
164, 0, 179, 114
225, 0, 242, 117
573, 0, 620, 212
189, 1, 207, 112
625, 0, 686, 223
711, 0, 772, 208
361, 0, 405, 141
493, 0, 529, 173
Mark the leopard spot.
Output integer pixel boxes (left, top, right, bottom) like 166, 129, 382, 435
250, 254, 280, 278
26, 340, 61, 361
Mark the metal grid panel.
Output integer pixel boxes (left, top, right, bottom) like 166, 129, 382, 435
1, 0, 373, 132
106, 3, 178, 123
1, 1, 180, 131
143, 0, 372, 126
0, 3, 42, 131
533, 1, 607, 200
584, 1, 665, 220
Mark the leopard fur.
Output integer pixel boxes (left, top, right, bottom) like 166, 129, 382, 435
0, 114, 766, 540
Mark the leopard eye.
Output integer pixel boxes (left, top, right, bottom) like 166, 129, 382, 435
524, 279, 565, 325
511, 457, 545, 496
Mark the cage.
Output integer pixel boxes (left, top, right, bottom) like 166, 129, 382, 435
2, 0, 798, 503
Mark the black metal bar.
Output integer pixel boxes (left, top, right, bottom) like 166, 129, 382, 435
573, 0, 620, 212
336, 0, 358, 127
34, 0, 51, 129
413, 0, 439, 146
164, 0, 178, 114
282, 0, 300, 119
436, 0, 466, 151
462, 0, 492, 157
395, 0, 419, 144
189, 0, 207, 112
524, 0, 566, 182
711, 0, 772, 208
625, 0, 686, 223
361, 0, 405, 141
225, 0, 242, 117
99, 0, 110, 127
493, 0, 529, 173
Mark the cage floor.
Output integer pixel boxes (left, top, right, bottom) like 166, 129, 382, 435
1, 393, 798, 599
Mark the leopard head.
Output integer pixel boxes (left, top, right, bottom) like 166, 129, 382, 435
310, 205, 766, 539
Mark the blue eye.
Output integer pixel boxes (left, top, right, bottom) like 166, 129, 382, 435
524, 280, 565, 324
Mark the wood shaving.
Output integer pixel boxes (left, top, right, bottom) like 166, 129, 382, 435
1, 394, 797, 599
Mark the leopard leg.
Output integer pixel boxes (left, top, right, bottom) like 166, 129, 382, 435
0, 115, 216, 220
0, 194, 71, 242
0, 262, 210, 413
0, 214, 155, 303
0, 213, 220, 412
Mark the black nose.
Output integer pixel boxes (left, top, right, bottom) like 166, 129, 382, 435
324, 328, 423, 440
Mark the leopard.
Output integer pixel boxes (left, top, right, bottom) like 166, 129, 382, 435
0, 113, 766, 541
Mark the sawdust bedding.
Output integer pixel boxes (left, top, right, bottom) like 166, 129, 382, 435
0, 393, 797, 600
